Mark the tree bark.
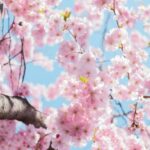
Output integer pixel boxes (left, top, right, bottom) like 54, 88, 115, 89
0, 94, 47, 128
47, 143, 55, 150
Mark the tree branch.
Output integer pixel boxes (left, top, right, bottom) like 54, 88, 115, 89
0, 94, 47, 129
47, 142, 55, 150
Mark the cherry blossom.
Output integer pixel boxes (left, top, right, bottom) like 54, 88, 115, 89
0, 0, 150, 150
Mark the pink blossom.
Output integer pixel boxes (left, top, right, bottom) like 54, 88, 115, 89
74, 2, 85, 14
93, 0, 110, 8
13, 83, 30, 97
51, 135, 70, 150
76, 52, 98, 79
46, 84, 59, 100
56, 103, 93, 144
105, 28, 127, 51
130, 31, 149, 49
126, 136, 146, 150
32, 24, 46, 46
117, 7, 137, 28
57, 41, 79, 65
92, 126, 125, 150
46, 0, 61, 6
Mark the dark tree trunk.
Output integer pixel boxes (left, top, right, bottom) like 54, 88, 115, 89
0, 94, 46, 128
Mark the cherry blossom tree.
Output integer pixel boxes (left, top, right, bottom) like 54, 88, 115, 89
0, 0, 150, 149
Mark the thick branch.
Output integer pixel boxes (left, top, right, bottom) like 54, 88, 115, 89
0, 94, 47, 128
